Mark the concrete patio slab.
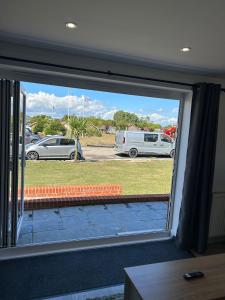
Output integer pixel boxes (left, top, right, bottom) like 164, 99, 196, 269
18, 202, 168, 246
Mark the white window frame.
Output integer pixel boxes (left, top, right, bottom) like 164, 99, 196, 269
0, 62, 192, 259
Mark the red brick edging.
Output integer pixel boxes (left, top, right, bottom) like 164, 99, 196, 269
23, 184, 122, 199
24, 194, 170, 210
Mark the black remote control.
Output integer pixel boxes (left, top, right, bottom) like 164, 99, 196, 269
183, 271, 204, 280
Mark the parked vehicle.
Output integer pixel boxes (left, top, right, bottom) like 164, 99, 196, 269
115, 131, 175, 158
25, 128, 40, 144
25, 136, 83, 160
163, 126, 177, 139
16, 130, 40, 157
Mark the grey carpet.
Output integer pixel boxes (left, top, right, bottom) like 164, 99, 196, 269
0, 239, 191, 300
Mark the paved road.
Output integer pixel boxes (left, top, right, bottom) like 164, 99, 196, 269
83, 146, 172, 161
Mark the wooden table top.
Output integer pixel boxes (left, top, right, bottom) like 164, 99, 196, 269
125, 253, 225, 300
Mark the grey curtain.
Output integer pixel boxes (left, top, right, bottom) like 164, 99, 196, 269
176, 83, 221, 253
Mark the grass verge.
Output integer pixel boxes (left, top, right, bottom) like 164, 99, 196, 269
24, 160, 173, 195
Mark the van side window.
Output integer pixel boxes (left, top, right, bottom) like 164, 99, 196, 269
144, 134, 158, 142
161, 134, 172, 143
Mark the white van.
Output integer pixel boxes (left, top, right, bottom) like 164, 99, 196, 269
115, 131, 175, 158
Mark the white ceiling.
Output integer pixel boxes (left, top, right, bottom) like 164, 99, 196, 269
1, 0, 225, 75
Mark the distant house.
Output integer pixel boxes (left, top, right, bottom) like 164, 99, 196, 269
99, 125, 107, 133
99, 125, 116, 134
107, 126, 116, 134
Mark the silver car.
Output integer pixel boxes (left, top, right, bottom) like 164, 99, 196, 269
25, 136, 83, 160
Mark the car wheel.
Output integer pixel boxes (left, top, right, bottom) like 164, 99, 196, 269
128, 148, 138, 158
70, 152, 81, 160
27, 151, 39, 160
170, 149, 175, 158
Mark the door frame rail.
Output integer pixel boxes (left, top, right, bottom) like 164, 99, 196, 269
0, 79, 12, 247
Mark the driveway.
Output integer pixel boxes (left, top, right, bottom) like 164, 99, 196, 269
82, 146, 172, 161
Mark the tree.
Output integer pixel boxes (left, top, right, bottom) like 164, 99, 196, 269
30, 115, 52, 133
69, 117, 88, 161
113, 110, 139, 129
86, 127, 102, 137
136, 120, 161, 131
44, 119, 66, 135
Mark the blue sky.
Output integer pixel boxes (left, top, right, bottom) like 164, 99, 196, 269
22, 82, 179, 125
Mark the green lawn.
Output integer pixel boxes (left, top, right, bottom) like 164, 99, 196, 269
24, 160, 173, 195
80, 133, 115, 146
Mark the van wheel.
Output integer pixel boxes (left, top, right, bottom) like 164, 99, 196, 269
128, 148, 138, 158
170, 149, 175, 158
70, 152, 81, 160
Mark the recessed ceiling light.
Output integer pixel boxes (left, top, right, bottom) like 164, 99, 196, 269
65, 22, 77, 29
180, 47, 191, 52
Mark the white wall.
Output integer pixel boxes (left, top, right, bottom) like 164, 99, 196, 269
1, 39, 225, 239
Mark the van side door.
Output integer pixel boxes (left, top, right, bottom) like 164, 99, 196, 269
126, 132, 143, 153
143, 133, 160, 154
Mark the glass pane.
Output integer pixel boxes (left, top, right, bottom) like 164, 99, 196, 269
144, 133, 158, 142
17, 82, 180, 246
161, 134, 172, 143
8, 93, 14, 240
17, 92, 25, 221
43, 138, 58, 146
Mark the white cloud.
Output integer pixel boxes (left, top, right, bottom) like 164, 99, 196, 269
26, 91, 109, 118
157, 108, 163, 112
150, 113, 163, 121
172, 107, 179, 114
167, 117, 178, 124
149, 113, 177, 125
101, 109, 118, 120
26, 91, 177, 125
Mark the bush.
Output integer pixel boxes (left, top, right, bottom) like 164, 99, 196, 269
86, 127, 102, 137
30, 115, 52, 133
44, 119, 66, 135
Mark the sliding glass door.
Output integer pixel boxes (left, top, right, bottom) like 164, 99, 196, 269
0, 79, 26, 247
12, 90, 26, 244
